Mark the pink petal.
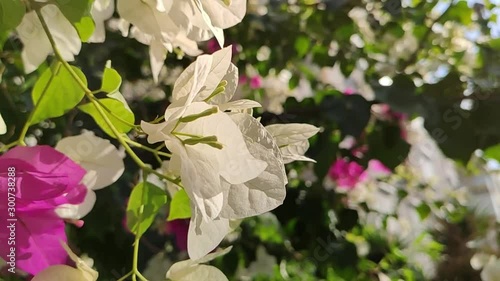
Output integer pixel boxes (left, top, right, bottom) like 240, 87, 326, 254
0, 146, 87, 208
0, 210, 67, 276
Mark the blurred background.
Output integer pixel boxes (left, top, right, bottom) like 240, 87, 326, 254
1, 0, 500, 280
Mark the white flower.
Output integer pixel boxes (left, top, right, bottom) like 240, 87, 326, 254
320, 63, 374, 100
117, 0, 202, 82
265, 123, 320, 164
54, 131, 125, 219
17, 4, 81, 73
141, 47, 290, 259
88, 0, 115, 43
261, 69, 294, 114
472, 254, 500, 281
166, 247, 232, 281
32, 242, 98, 281
0, 113, 6, 135
170, 0, 247, 47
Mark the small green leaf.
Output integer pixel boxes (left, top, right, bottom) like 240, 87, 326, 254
416, 203, 431, 220
484, 144, 500, 161
31, 63, 87, 125
79, 97, 135, 138
55, 0, 94, 23
0, 113, 6, 135
294, 36, 310, 58
167, 189, 192, 221
101, 65, 122, 94
126, 182, 167, 238
74, 15, 95, 42
0, 0, 26, 30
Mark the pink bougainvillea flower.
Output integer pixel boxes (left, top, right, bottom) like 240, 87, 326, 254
343, 88, 355, 95
359, 159, 391, 182
328, 158, 364, 190
206, 38, 221, 54
328, 158, 391, 190
249, 75, 263, 89
165, 219, 189, 251
0, 146, 87, 276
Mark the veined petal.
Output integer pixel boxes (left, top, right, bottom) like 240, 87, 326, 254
175, 102, 267, 184
187, 206, 232, 260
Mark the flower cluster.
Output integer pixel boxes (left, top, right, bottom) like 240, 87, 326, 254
141, 46, 319, 260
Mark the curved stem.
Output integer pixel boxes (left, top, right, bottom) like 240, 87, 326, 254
116, 271, 133, 281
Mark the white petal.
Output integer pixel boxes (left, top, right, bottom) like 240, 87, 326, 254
220, 113, 286, 219
187, 207, 232, 260
88, 0, 115, 43
265, 123, 320, 146
192, 0, 225, 47
141, 121, 169, 143
17, 5, 81, 73
219, 99, 261, 112
175, 102, 267, 184
0, 113, 6, 135
32, 265, 88, 281
201, 0, 247, 29
149, 38, 167, 83
55, 132, 125, 190
172, 48, 233, 104
55, 190, 96, 220
168, 264, 228, 281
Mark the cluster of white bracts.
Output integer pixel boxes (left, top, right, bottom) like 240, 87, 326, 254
16, 0, 246, 82
141, 46, 319, 264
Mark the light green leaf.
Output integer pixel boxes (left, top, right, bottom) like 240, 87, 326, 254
0, 0, 25, 30
101, 65, 122, 94
126, 182, 167, 238
167, 189, 192, 221
484, 144, 500, 161
294, 36, 310, 58
74, 15, 95, 42
79, 97, 134, 138
55, 0, 94, 23
0, 113, 6, 135
31, 63, 87, 125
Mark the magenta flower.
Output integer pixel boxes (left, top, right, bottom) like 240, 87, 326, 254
328, 158, 364, 190
165, 219, 189, 251
206, 38, 221, 54
328, 159, 391, 190
343, 88, 355, 95
0, 146, 87, 276
359, 160, 391, 182
249, 75, 263, 89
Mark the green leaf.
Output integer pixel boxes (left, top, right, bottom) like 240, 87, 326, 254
126, 182, 167, 238
31, 63, 87, 125
294, 36, 310, 58
167, 189, 192, 221
55, 0, 94, 23
74, 15, 95, 42
0, 0, 25, 30
484, 144, 500, 161
442, 1, 473, 25
79, 97, 135, 138
101, 64, 122, 94
416, 203, 431, 220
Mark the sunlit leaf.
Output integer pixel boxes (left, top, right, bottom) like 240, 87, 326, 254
31, 63, 87, 125
167, 189, 192, 221
126, 182, 167, 238
0, 0, 25, 30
